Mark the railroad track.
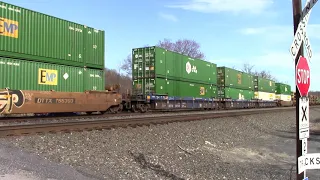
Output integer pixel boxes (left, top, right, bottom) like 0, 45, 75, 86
0, 107, 301, 137
0, 111, 167, 124
0, 107, 287, 125
0, 108, 220, 124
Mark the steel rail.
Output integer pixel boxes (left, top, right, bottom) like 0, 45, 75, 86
0, 107, 299, 137
0, 106, 302, 124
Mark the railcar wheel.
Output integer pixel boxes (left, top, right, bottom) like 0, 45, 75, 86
131, 105, 138, 113
100, 110, 107, 114
139, 104, 147, 113
111, 106, 119, 113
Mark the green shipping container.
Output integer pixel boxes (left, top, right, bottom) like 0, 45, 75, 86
132, 77, 217, 98
132, 46, 217, 85
217, 67, 254, 90
254, 76, 276, 93
275, 83, 291, 95
0, 57, 104, 92
0, 2, 105, 69
218, 87, 254, 100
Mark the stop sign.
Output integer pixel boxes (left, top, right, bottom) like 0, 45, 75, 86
296, 56, 310, 97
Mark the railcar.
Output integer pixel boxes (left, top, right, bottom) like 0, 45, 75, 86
0, 88, 123, 116
121, 93, 279, 113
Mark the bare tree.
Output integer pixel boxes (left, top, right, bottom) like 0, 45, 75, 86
231, 65, 238, 70
104, 68, 132, 94
157, 38, 205, 59
240, 63, 277, 81
252, 70, 277, 81
120, 54, 132, 77
241, 63, 255, 74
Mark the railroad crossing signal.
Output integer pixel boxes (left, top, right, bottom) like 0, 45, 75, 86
296, 56, 310, 97
291, 0, 318, 180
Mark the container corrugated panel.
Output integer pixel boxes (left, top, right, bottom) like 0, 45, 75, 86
254, 91, 276, 101
0, 57, 104, 92
175, 81, 217, 98
0, 2, 104, 69
84, 68, 105, 91
254, 76, 275, 93
132, 46, 217, 85
177, 53, 217, 85
218, 87, 254, 100
275, 94, 292, 101
275, 83, 291, 95
132, 77, 217, 98
84, 27, 105, 69
217, 67, 254, 90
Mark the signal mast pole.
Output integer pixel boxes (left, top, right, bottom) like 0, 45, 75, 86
292, 0, 304, 179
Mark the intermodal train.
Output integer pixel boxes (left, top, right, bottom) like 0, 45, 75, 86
0, 2, 318, 116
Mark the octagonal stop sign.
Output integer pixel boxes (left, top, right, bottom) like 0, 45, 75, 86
296, 56, 310, 97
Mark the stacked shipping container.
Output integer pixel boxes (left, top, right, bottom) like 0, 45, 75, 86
0, 57, 105, 92
254, 76, 276, 101
132, 46, 218, 99
0, 2, 105, 92
217, 67, 255, 100
275, 83, 292, 101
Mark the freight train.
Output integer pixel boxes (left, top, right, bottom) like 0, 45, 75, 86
0, 2, 319, 116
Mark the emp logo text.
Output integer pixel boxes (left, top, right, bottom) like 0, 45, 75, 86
0, 17, 18, 38
38, 68, 58, 86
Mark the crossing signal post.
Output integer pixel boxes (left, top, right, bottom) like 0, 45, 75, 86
291, 0, 303, 177
292, 0, 306, 179
291, 0, 318, 179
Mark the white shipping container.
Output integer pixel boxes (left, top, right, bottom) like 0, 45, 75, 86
254, 91, 276, 101
275, 94, 292, 101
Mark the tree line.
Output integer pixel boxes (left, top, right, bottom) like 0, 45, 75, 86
104, 38, 281, 93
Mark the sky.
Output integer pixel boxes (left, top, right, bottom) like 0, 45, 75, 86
5, 0, 320, 91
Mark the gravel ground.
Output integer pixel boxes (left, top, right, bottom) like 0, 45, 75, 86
1, 107, 320, 180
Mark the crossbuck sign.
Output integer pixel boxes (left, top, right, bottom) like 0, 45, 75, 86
290, 0, 318, 62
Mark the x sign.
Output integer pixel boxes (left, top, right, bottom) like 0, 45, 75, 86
299, 97, 310, 140
302, 106, 307, 122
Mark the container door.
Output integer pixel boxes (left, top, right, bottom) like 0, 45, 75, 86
144, 47, 156, 78
132, 48, 145, 95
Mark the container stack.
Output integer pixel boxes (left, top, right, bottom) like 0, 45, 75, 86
253, 76, 276, 101
0, 2, 105, 92
275, 83, 292, 102
131, 46, 218, 99
217, 67, 254, 100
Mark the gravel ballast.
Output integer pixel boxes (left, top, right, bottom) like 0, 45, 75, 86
2, 107, 320, 179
